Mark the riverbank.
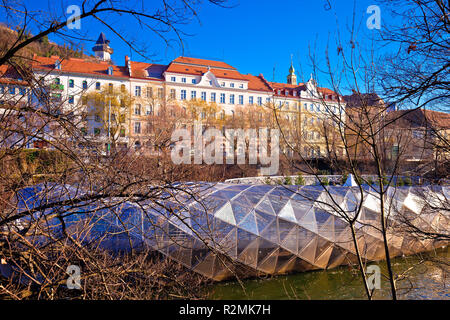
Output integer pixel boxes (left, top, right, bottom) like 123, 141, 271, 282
207, 247, 449, 300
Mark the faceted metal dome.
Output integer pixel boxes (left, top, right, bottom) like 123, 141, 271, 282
15, 183, 450, 281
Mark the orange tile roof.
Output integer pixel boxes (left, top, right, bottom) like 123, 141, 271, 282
129, 61, 166, 80
32, 56, 129, 78
166, 56, 247, 81
172, 56, 236, 70
388, 109, 450, 129
0, 65, 28, 85
241, 74, 272, 92
270, 81, 340, 100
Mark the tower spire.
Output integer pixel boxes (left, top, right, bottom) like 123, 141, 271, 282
287, 54, 297, 85
92, 32, 114, 61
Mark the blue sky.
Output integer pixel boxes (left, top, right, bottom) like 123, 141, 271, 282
7, 0, 387, 87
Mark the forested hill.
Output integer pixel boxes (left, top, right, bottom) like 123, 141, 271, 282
0, 24, 92, 61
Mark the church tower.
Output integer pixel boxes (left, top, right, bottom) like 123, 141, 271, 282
92, 32, 113, 61
287, 55, 297, 85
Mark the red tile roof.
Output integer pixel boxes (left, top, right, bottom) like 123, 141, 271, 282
241, 74, 273, 92
0, 65, 28, 85
388, 109, 450, 129
165, 56, 247, 81
172, 56, 236, 70
129, 61, 166, 80
32, 55, 129, 78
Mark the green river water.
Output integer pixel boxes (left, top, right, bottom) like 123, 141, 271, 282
208, 247, 449, 300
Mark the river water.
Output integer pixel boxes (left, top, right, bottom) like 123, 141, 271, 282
208, 247, 449, 300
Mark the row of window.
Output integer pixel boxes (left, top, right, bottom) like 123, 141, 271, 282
0, 85, 27, 95
178, 89, 267, 106
303, 102, 339, 113
170, 76, 245, 89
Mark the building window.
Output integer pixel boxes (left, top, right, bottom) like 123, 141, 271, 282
181, 90, 186, 100
191, 91, 196, 100
266, 97, 271, 104
54, 78, 60, 85
108, 83, 113, 93
220, 93, 225, 104
192, 79, 196, 84
94, 128, 101, 136
257, 97, 262, 106
157, 88, 163, 98
68, 95, 74, 104
304, 103, 307, 110
82, 81, 88, 89
239, 84, 244, 89
316, 104, 320, 112
182, 78, 186, 83
95, 114, 101, 122
69, 79, 74, 88
19, 87, 26, 95
201, 91, 206, 101
171, 76, 176, 82
230, 83, 234, 88
135, 86, 141, 97
135, 104, 141, 116
134, 122, 141, 134
200, 111, 206, 119
211, 92, 216, 102
147, 105, 153, 115
9, 87, 15, 94
229, 94, 235, 104
170, 89, 176, 100
95, 82, 100, 90
310, 104, 314, 111
311, 117, 315, 125
0, 85, 4, 94
249, 96, 254, 105
147, 87, 153, 98
293, 91, 297, 97
221, 82, 225, 87
238, 95, 243, 105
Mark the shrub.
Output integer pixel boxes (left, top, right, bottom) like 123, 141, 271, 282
264, 177, 272, 185
341, 173, 348, 184
284, 176, 292, 185
320, 177, 329, 186
295, 173, 305, 186
404, 176, 413, 186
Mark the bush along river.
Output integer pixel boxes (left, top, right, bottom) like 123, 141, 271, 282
207, 247, 449, 300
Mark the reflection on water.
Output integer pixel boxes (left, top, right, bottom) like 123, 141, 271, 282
208, 247, 449, 300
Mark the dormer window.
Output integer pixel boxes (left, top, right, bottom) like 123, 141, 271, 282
107, 66, 113, 75
55, 60, 61, 70
277, 90, 281, 95
285, 90, 289, 96
293, 91, 297, 96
